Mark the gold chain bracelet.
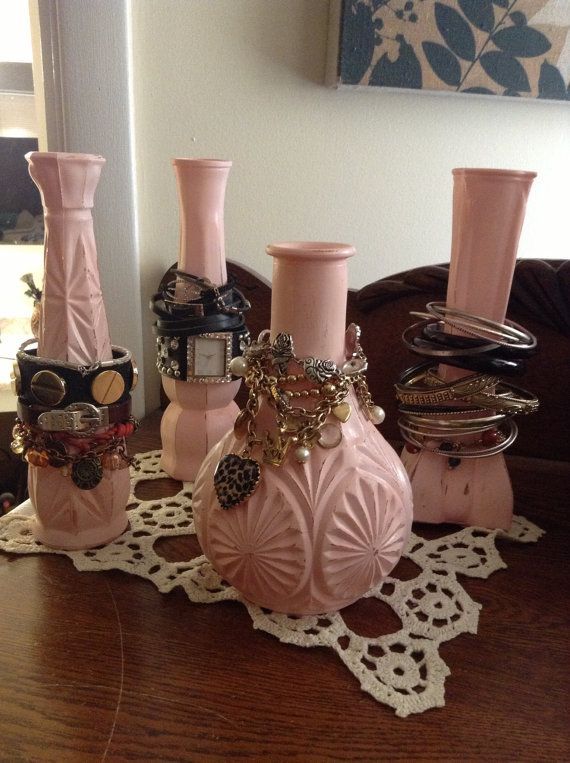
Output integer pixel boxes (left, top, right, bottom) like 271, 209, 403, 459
213, 325, 384, 510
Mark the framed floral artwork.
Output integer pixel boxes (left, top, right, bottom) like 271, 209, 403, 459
329, 0, 569, 100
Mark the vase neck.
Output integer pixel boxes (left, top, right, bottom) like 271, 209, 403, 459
173, 159, 231, 286
27, 152, 112, 364
26, 151, 105, 211
448, 168, 535, 323
267, 243, 355, 365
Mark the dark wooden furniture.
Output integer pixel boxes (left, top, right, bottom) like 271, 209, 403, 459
0, 411, 568, 761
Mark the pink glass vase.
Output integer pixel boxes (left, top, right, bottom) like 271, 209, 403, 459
159, 159, 241, 481
401, 168, 536, 530
25, 152, 130, 549
193, 242, 413, 615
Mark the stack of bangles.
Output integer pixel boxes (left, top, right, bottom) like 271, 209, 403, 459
396, 302, 539, 467
10, 341, 139, 490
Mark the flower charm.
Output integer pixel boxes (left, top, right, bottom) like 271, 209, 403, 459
302, 357, 338, 384
271, 333, 295, 374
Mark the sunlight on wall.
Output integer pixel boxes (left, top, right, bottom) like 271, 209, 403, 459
0, 0, 33, 63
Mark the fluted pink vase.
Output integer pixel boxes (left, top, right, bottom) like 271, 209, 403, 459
193, 242, 413, 615
402, 168, 536, 530
25, 152, 130, 549
160, 159, 241, 481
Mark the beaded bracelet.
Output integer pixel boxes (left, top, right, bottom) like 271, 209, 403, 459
11, 416, 138, 489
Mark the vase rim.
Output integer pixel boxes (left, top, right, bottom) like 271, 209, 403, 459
171, 158, 232, 167
25, 151, 105, 165
266, 242, 356, 260
453, 168, 537, 179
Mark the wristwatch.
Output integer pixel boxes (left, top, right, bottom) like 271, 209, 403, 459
152, 269, 251, 383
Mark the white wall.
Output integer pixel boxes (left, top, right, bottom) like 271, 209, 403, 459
131, 0, 568, 410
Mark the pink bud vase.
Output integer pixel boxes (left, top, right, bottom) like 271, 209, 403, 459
193, 242, 413, 615
402, 168, 536, 530
159, 159, 241, 481
25, 152, 130, 549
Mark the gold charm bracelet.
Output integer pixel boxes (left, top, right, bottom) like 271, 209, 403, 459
213, 325, 384, 510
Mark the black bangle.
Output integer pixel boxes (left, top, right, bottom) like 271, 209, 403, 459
16, 344, 136, 407
435, 353, 526, 377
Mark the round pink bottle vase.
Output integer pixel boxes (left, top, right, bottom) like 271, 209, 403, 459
160, 159, 240, 481
25, 152, 130, 549
402, 169, 536, 530
193, 242, 413, 616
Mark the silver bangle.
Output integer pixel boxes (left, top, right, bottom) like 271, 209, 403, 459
424, 302, 537, 350
402, 319, 501, 357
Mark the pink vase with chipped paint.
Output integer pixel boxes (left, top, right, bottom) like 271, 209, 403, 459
159, 159, 241, 481
25, 152, 130, 549
402, 168, 536, 530
193, 242, 413, 615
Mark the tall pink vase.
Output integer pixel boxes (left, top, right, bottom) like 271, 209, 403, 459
25, 152, 130, 549
159, 159, 241, 481
193, 242, 413, 615
402, 168, 536, 530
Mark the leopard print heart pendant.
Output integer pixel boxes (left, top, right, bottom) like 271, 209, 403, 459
214, 453, 261, 510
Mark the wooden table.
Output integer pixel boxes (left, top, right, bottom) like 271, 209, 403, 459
1, 410, 568, 762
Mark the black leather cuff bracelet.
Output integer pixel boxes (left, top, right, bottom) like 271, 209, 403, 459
16, 343, 136, 407
151, 269, 251, 319
152, 311, 247, 337
151, 272, 251, 383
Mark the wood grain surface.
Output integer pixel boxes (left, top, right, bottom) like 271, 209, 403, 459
0, 410, 568, 762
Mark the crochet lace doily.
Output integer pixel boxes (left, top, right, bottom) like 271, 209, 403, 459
0, 450, 543, 718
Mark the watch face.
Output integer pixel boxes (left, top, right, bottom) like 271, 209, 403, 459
193, 336, 228, 378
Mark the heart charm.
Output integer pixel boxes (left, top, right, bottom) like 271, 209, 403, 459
332, 402, 352, 423
214, 453, 261, 510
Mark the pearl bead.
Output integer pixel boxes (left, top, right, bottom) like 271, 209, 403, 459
368, 405, 385, 425
229, 356, 249, 377
295, 445, 311, 463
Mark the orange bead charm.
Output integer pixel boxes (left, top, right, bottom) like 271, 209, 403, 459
25, 449, 50, 467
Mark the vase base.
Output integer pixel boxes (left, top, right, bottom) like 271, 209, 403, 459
31, 512, 129, 551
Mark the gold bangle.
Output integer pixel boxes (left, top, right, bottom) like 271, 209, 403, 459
395, 367, 498, 406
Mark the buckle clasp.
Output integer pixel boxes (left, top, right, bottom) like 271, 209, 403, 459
37, 403, 108, 433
